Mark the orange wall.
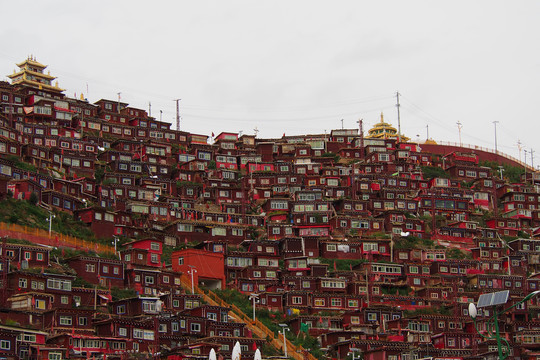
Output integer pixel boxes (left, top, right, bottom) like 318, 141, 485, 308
171, 249, 225, 287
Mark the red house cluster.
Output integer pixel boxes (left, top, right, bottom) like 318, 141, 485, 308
0, 57, 539, 359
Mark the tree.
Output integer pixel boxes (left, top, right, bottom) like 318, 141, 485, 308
28, 192, 38, 206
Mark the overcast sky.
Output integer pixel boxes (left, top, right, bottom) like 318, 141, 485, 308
1, 1, 539, 165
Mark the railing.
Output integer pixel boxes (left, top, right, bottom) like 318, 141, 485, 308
0, 222, 115, 255
428, 141, 534, 171
179, 275, 317, 360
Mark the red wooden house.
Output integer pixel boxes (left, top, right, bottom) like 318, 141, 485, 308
122, 238, 163, 268
172, 249, 225, 290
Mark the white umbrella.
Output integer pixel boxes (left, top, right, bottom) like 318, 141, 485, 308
254, 348, 262, 360
209, 348, 217, 360
232, 341, 241, 360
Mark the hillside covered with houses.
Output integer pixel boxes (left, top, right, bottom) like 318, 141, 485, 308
1, 56, 540, 360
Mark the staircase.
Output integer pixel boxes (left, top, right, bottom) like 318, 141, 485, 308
180, 275, 318, 360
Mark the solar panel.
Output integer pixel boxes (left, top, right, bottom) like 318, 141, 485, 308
477, 293, 493, 308
477, 290, 509, 308
492, 290, 510, 306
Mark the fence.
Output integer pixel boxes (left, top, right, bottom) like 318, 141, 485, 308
180, 275, 317, 360
430, 140, 534, 171
0, 222, 115, 255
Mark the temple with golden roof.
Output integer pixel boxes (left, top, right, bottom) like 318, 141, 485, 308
366, 112, 409, 142
7, 55, 64, 94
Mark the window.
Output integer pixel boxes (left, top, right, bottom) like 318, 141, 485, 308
19, 278, 27, 288
61, 296, 69, 304
191, 323, 201, 332
0, 340, 10, 350
31, 280, 44, 290
59, 316, 72, 326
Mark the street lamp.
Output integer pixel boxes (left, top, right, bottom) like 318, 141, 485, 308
48, 212, 55, 238
112, 236, 119, 253
348, 347, 361, 360
279, 323, 289, 359
188, 265, 197, 294
249, 293, 259, 322
469, 290, 540, 359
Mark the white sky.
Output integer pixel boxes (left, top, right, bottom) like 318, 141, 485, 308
1, 1, 539, 165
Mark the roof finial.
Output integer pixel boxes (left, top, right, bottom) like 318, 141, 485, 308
380, 112, 384, 123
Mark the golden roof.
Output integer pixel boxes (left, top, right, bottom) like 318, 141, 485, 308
7, 56, 64, 93
366, 113, 410, 141
16, 55, 47, 69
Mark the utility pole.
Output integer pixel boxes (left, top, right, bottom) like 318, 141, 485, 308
396, 92, 401, 143
456, 121, 463, 146
531, 149, 535, 169
148, 102, 151, 117
341, 119, 344, 129
493, 121, 499, 154
173, 99, 181, 130
524, 150, 528, 184
517, 140, 523, 163
357, 118, 364, 158
426, 124, 429, 140
117, 92, 122, 113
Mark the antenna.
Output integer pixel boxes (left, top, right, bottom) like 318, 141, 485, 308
253, 127, 259, 138
173, 99, 181, 130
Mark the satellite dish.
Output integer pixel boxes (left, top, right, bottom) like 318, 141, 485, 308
209, 348, 217, 360
400, 232, 410, 237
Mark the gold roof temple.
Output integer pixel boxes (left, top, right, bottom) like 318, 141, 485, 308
366, 112, 409, 142
7, 55, 64, 93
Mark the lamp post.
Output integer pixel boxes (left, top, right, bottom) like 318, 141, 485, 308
493, 121, 499, 154
48, 212, 55, 238
348, 347, 361, 360
249, 293, 259, 322
469, 290, 540, 359
188, 265, 197, 294
112, 236, 119, 254
279, 324, 289, 359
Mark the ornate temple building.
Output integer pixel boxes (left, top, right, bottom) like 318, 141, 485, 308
7, 55, 64, 97
366, 112, 409, 142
